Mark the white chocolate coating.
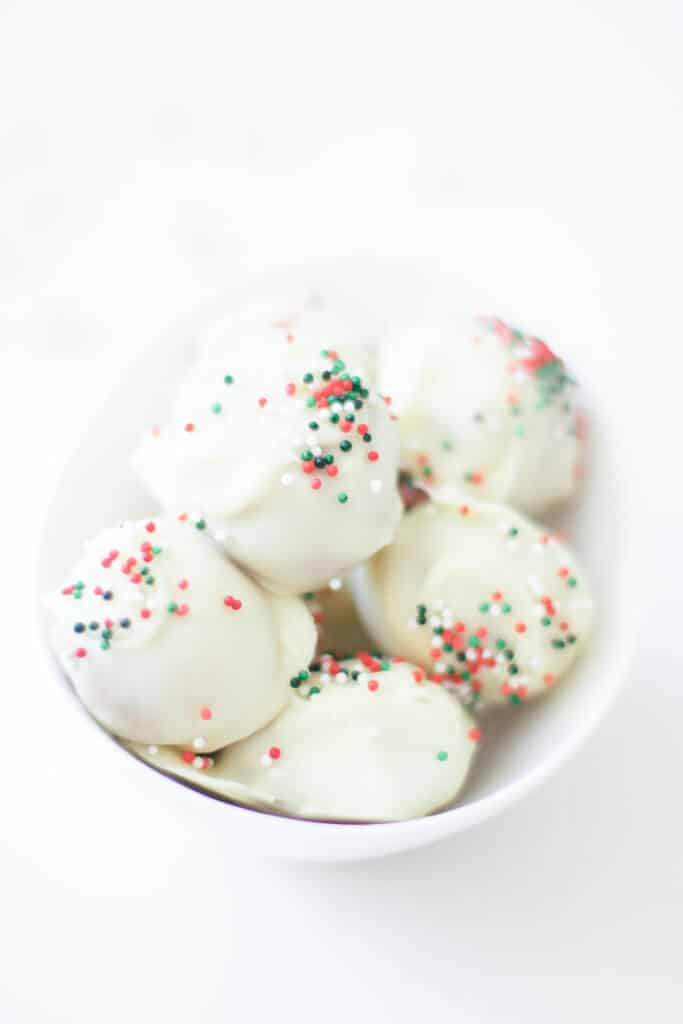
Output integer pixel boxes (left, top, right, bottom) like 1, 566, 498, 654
131, 333, 401, 595
127, 658, 478, 822
354, 494, 593, 709
379, 315, 581, 516
45, 517, 316, 749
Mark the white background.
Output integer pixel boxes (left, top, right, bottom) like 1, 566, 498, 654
2, 1, 683, 1021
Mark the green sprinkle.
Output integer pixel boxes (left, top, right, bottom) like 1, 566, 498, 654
301, 450, 313, 461
224, 374, 234, 385
167, 602, 178, 613
195, 519, 206, 530
508, 527, 519, 537
502, 602, 512, 614
306, 397, 316, 407
211, 402, 222, 414
298, 670, 309, 681
541, 616, 552, 627
152, 546, 162, 555
308, 686, 321, 696
340, 440, 352, 452
436, 750, 449, 762
568, 577, 577, 587
479, 602, 490, 613
308, 421, 319, 430
509, 693, 522, 706
302, 372, 314, 383
468, 636, 480, 648
290, 677, 301, 688
337, 493, 349, 504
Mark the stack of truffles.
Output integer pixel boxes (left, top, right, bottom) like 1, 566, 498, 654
45, 298, 593, 822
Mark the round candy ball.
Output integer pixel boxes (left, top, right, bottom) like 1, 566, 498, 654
45, 516, 316, 750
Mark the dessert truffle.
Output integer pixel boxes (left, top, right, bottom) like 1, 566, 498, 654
45, 516, 316, 749
379, 315, 581, 515
354, 494, 593, 709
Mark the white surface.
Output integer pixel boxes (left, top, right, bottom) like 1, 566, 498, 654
1, 0, 682, 1020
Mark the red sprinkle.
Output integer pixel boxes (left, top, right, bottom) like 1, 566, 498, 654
468, 728, 482, 742
184, 423, 195, 433
311, 477, 322, 490
368, 680, 379, 692
326, 464, 339, 477
74, 648, 87, 659
269, 746, 281, 760
145, 521, 156, 533
258, 397, 267, 408
200, 707, 213, 721
367, 451, 379, 462
182, 751, 195, 764
515, 623, 527, 634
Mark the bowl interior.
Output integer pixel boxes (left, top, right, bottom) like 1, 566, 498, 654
36, 275, 640, 861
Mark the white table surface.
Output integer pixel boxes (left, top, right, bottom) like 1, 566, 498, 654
2, 1, 682, 1020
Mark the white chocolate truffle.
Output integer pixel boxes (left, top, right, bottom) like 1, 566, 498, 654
131, 341, 401, 595
380, 315, 581, 516
127, 657, 479, 822
304, 576, 374, 657
354, 495, 593, 709
45, 517, 316, 750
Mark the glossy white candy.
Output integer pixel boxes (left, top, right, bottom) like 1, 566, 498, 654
354, 494, 593, 708
379, 315, 581, 516
132, 325, 401, 595
45, 517, 316, 750
127, 658, 478, 822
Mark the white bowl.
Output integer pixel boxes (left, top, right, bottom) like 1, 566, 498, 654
37, 273, 641, 862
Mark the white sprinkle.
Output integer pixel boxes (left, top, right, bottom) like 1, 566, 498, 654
329, 577, 342, 591
356, 672, 369, 686
490, 604, 501, 616
336, 672, 348, 684
192, 737, 206, 750
312, 445, 322, 457
281, 473, 293, 486
431, 636, 444, 649
343, 400, 355, 413
147, 745, 158, 756
466, 649, 478, 662
260, 754, 273, 768
435, 661, 447, 673
318, 408, 330, 421
370, 479, 383, 494
320, 673, 331, 685
192, 756, 204, 769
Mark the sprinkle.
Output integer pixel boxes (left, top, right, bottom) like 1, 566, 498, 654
182, 751, 195, 764
281, 473, 293, 486
211, 402, 223, 414
468, 728, 482, 742
368, 680, 379, 692
176, 604, 190, 616
337, 493, 349, 504
436, 750, 449, 762
224, 596, 242, 610
329, 577, 342, 591
192, 737, 206, 750
74, 648, 87, 659
178, 579, 189, 590
269, 746, 281, 760
258, 397, 267, 408
370, 479, 383, 494
311, 477, 322, 490
184, 423, 195, 433
224, 374, 234, 385
368, 450, 379, 462
200, 707, 213, 721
